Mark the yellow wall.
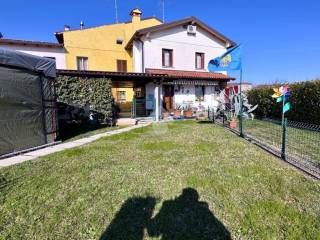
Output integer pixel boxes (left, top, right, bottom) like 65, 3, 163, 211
62, 17, 162, 71
112, 87, 134, 102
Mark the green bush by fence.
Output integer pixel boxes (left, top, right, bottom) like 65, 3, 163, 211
247, 80, 320, 124
55, 75, 114, 124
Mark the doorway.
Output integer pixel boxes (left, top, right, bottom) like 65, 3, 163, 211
163, 85, 174, 111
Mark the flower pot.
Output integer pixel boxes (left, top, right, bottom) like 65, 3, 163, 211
229, 119, 237, 129
174, 110, 181, 118
184, 110, 193, 118
162, 112, 169, 119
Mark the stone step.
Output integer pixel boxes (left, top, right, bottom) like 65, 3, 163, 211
116, 118, 137, 126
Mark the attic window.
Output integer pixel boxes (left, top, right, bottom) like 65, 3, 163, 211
116, 38, 123, 45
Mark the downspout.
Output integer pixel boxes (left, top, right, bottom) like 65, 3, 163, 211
139, 39, 145, 73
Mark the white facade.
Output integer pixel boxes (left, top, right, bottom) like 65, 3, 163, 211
173, 85, 220, 109
0, 44, 66, 69
133, 25, 228, 73
132, 24, 230, 113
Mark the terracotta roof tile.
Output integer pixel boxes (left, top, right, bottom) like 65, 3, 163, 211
146, 68, 235, 80
0, 38, 63, 48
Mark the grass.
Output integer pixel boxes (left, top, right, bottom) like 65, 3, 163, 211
243, 119, 320, 164
1, 121, 320, 239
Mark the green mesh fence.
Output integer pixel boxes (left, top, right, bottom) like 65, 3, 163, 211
243, 118, 282, 156
286, 121, 320, 168
215, 113, 320, 178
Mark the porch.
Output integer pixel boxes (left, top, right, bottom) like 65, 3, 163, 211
56, 69, 235, 122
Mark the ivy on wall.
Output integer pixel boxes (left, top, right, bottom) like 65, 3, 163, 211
55, 75, 114, 124
247, 80, 320, 125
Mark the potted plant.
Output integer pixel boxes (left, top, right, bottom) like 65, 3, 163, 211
184, 109, 193, 118
173, 109, 181, 118
182, 103, 193, 118
227, 112, 238, 129
162, 111, 170, 119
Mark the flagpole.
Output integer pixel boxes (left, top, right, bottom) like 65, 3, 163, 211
239, 67, 244, 137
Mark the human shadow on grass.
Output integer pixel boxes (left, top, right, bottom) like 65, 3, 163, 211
100, 196, 156, 240
100, 188, 231, 240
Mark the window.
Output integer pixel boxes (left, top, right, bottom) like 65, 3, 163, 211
77, 57, 88, 70
195, 52, 205, 69
117, 60, 127, 72
116, 38, 123, 45
195, 85, 205, 102
134, 87, 144, 98
162, 49, 173, 67
117, 91, 126, 103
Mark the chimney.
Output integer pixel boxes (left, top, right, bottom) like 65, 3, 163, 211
130, 8, 142, 30
64, 25, 70, 31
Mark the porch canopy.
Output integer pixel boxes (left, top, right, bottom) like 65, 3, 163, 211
57, 68, 235, 84
56, 69, 235, 121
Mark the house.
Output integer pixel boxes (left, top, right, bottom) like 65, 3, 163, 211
225, 82, 252, 96
0, 38, 66, 69
54, 8, 236, 120
55, 9, 162, 116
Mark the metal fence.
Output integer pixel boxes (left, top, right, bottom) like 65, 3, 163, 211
214, 114, 320, 179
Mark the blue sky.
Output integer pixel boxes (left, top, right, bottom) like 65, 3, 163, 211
1, 0, 320, 84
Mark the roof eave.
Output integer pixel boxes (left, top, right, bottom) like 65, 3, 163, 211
54, 32, 64, 44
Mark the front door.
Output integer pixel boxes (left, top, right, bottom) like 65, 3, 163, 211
163, 85, 174, 111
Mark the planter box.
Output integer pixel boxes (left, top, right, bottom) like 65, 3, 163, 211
229, 120, 238, 129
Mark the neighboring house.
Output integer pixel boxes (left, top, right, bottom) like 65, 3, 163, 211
55, 8, 236, 119
55, 8, 162, 115
224, 82, 252, 106
0, 38, 66, 69
225, 82, 252, 96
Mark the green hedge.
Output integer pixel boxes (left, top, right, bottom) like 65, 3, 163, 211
55, 75, 114, 124
247, 80, 320, 124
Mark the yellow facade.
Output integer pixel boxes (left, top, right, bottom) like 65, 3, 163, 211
62, 14, 161, 72
60, 10, 161, 105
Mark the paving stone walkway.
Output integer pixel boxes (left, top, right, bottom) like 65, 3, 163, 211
0, 123, 151, 168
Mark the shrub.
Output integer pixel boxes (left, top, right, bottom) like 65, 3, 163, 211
55, 75, 114, 124
247, 80, 320, 124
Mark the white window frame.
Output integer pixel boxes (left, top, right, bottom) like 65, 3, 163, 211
77, 57, 88, 70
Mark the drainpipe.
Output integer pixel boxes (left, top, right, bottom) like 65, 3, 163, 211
139, 39, 145, 73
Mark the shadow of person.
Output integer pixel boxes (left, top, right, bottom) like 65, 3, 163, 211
100, 196, 156, 240
148, 188, 231, 240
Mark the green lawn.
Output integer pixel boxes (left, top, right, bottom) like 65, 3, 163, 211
243, 119, 320, 164
1, 121, 320, 239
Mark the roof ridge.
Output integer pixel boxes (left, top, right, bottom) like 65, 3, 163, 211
55, 16, 162, 34
125, 16, 236, 49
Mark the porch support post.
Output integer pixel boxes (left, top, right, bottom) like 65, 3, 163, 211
154, 79, 161, 122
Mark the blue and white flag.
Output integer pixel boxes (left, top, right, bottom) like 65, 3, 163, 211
208, 45, 242, 72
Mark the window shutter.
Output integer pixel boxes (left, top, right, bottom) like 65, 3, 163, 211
162, 49, 165, 66
169, 50, 173, 67
117, 60, 127, 72
201, 53, 205, 69
122, 60, 127, 72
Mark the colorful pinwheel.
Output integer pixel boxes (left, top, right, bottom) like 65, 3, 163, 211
272, 86, 291, 113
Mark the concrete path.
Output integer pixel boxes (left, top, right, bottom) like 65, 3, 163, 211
0, 123, 151, 168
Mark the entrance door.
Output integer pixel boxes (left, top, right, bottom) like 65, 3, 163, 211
163, 85, 174, 111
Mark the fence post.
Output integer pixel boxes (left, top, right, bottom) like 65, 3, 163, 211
281, 118, 287, 160
222, 110, 225, 126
